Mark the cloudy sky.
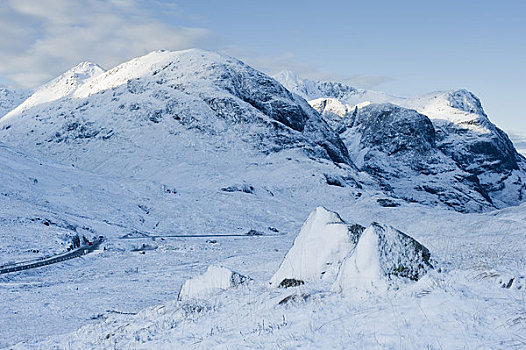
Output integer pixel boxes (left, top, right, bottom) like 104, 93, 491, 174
0, 0, 525, 134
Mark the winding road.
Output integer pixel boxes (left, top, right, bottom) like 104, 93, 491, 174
0, 239, 103, 275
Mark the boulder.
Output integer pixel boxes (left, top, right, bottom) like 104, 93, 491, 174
270, 206, 364, 287
178, 265, 250, 301
333, 223, 432, 295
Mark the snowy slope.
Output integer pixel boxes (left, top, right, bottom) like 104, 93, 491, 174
4, 62, 105, 118
276, 72, 526, 210
0, 87, 30, 117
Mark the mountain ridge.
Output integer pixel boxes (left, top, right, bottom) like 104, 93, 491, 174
1, 50, 524, 212
275, 70, 526, 210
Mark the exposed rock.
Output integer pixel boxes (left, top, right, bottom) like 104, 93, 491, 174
278, 293, 309, 305
339, 103, 492, 212
278, 278, 305, 288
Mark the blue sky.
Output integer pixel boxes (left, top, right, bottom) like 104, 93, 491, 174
0, 0, 525, 134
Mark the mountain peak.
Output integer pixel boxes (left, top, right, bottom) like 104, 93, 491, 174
445, 89, 485, 116
3, 61, 105, 118
67, 61, 105, 78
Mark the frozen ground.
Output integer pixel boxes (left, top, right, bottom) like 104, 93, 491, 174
1, 182, 525, 348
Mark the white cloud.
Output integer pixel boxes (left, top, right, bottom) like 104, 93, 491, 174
228, 48, 392, 89
0, 0, 215, 88
506, 130, 526, 156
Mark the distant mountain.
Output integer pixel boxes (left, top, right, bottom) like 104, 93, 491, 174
0, 87, 30, 118
273, 71, 395, 106
276, 71, 526, 210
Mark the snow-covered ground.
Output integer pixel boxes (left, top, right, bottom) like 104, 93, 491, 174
0, 50, 525, 349
1, 141, 524, 348
3, 196, 525, 349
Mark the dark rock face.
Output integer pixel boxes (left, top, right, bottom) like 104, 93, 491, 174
210, 65, 309, 132
438, 123, 522, 176
337, 103, 493, 212
198, 60, 351, 165
431, 91, 526, 207
347, 223, 366, 245
372, 222, 433, 281
354, 104, 436, 158
278, 278, 305, 288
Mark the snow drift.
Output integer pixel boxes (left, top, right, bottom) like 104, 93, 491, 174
178, 265, 250, 301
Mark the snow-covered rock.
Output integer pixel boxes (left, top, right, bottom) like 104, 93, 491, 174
333, 223, 433, 295
270, 207, 364, 287
178, 265, 249, 301
308, 97, 351, 130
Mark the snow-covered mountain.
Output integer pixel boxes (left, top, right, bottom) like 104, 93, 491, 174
1, 50, 351, 176
0, 87, 30, 118
274, 70, 395, 106
0, 49, 369, 239
276, 71, 526, 210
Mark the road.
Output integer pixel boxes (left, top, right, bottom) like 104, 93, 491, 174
120, 234, 262, 239
0, 239, 103, 275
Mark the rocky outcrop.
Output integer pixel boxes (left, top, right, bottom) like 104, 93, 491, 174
339, 103, 493, 212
